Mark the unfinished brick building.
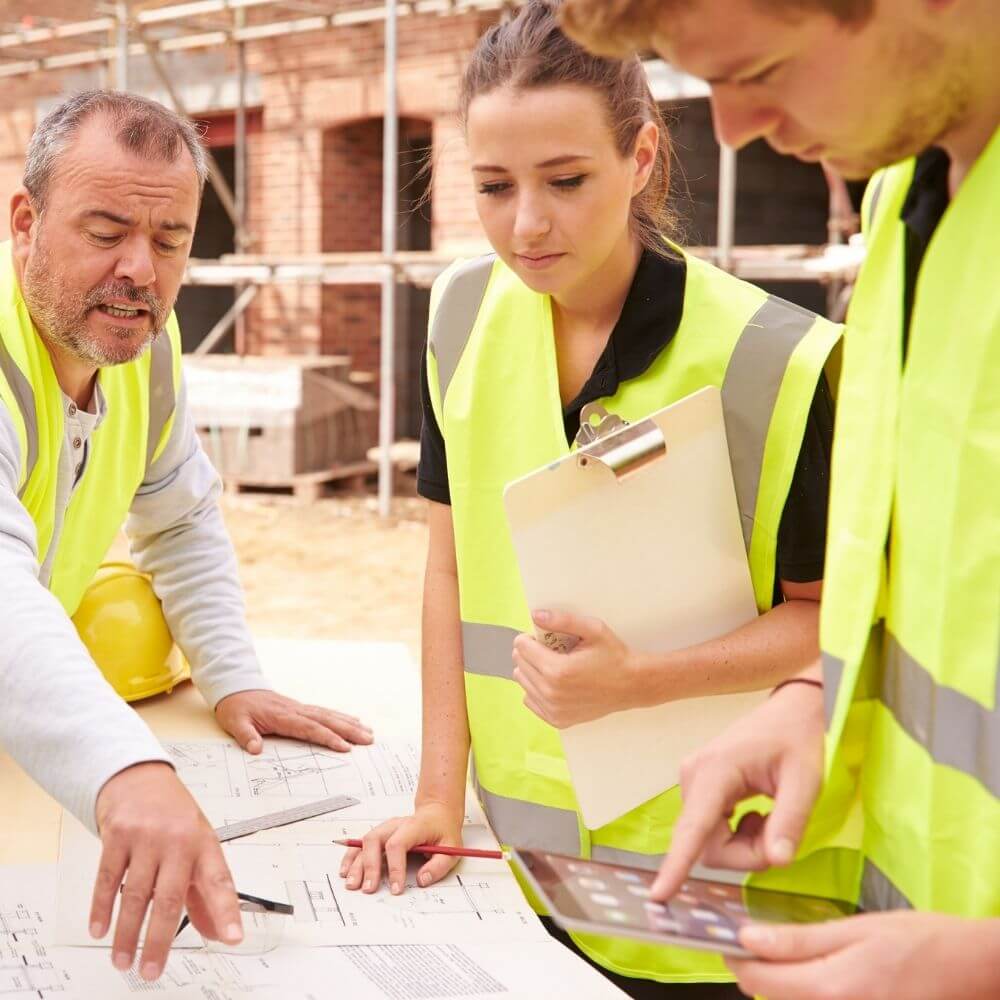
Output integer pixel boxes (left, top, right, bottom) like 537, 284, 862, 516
0, 2, 846, 438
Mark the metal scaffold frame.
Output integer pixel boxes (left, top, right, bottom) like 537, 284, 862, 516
1, 1, 861, 515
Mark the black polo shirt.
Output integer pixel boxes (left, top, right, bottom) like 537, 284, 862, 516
900, 147, 951, 357
418, 250, 834, 594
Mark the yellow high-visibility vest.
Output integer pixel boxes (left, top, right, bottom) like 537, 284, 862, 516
426, 248, 858, 981
0, 241, 181, 614
822, 127, 1000, 914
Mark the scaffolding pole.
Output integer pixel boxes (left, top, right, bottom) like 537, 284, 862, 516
136, 26, 241, 228
234, 5, 249, 353
115, 2, 129, 88
377, 0, 399, 516
235, 7, 248, 251
717, 143, 737, 272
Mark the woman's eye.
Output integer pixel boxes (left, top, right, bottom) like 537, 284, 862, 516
552, 174, 586, 190
156, 241, 181, 253
89, 233, 120, 244
478, 181, 511, 196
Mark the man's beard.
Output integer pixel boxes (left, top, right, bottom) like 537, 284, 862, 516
851, 30, 971, 179
22, 235, 169, 368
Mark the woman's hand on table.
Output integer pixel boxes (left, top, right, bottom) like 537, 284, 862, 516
340, 801, 466, 896
512, 610, 641, 728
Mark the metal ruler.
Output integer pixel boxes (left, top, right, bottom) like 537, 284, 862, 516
214, 794, 360, 843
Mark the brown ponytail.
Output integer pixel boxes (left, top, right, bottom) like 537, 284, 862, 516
460, 0, 677, 256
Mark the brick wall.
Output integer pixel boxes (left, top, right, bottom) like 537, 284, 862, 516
235, 10, 495, 380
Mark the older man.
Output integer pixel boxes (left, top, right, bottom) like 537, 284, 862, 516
0, 91, 373, 982
560, 1, 1000, 998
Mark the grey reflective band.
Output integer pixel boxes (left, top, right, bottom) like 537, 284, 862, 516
591, 845, 661, 871
594, 843, 747, 884
722, 295, 820, 550
882, 632, 1000, 799
471, 764, 581, 855
146, 332, 176, 468
824, 631, 1000, 797
866, 172, 887, 232
822, 651, 843, 726
428, 255, 495, 400
462, 621, 518, 680
0, 336, 39, 498
860, 859, 912, 912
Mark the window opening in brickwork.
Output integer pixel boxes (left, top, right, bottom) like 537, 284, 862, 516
174, 143, 236, 353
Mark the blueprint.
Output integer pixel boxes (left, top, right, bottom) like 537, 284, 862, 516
164, 738, 421, 824
4, 866, 626, 999
276, 824, 542, 945
0, 868, 73, 997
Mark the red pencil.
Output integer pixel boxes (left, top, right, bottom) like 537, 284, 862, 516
334, 838, 506, 860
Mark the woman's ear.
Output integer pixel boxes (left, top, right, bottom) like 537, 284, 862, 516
631, 121, 660, 197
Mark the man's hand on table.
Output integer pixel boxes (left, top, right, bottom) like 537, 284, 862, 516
91, 762, 243, 981
214, 689, 374, 754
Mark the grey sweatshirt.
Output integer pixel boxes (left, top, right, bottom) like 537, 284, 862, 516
0, 368, 270, 834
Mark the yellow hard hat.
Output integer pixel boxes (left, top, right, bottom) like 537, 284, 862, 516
71, 561, 191, 702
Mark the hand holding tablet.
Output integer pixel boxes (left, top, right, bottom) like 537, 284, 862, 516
511, 848, 856, 958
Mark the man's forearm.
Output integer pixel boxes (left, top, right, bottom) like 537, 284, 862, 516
0, 559, 171, 831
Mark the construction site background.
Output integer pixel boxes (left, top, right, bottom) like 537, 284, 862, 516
0, 2, 853, 442
0, 2, 862, 646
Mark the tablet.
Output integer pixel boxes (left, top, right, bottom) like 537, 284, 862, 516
510, 848, 856, 958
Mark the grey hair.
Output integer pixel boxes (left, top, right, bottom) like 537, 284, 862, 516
23, 89, 208, 209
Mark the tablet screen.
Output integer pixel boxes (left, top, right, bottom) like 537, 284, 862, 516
514, 849, 855, 952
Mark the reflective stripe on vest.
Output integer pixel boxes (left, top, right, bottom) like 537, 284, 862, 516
865, 172, 887, 232
0, 333, 37, 498
823, 651, 844, 726
822, 623, 882, 725
428, 256, 494, 400
146, 332, 177, 468
722, 295, 819, 551
826, 633, 999, 798
861, 860, 913, 911
471, 762, 581, 855
462, 621, 518, 680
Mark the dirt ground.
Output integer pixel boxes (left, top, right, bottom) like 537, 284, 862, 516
111, 491, 430, 664
225, 493, 429, 662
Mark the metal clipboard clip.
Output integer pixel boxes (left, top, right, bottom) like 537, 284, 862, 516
573, 403, 666, 482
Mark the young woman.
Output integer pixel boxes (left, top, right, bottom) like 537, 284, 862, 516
342, 2, 849, 996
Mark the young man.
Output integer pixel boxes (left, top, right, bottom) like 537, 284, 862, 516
0, 91, 373, 983
560, 2, 1000, 997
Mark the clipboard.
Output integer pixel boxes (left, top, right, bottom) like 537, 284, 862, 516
503, 386, 765, 830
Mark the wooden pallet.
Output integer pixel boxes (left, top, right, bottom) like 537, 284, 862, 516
224, 460, 377, 501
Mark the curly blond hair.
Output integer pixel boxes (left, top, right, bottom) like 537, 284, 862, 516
560, 0, 873, 57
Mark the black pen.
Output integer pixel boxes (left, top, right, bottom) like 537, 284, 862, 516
173, 891, 294, 938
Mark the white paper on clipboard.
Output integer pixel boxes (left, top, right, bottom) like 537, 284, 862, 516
503, 386, 766, 830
